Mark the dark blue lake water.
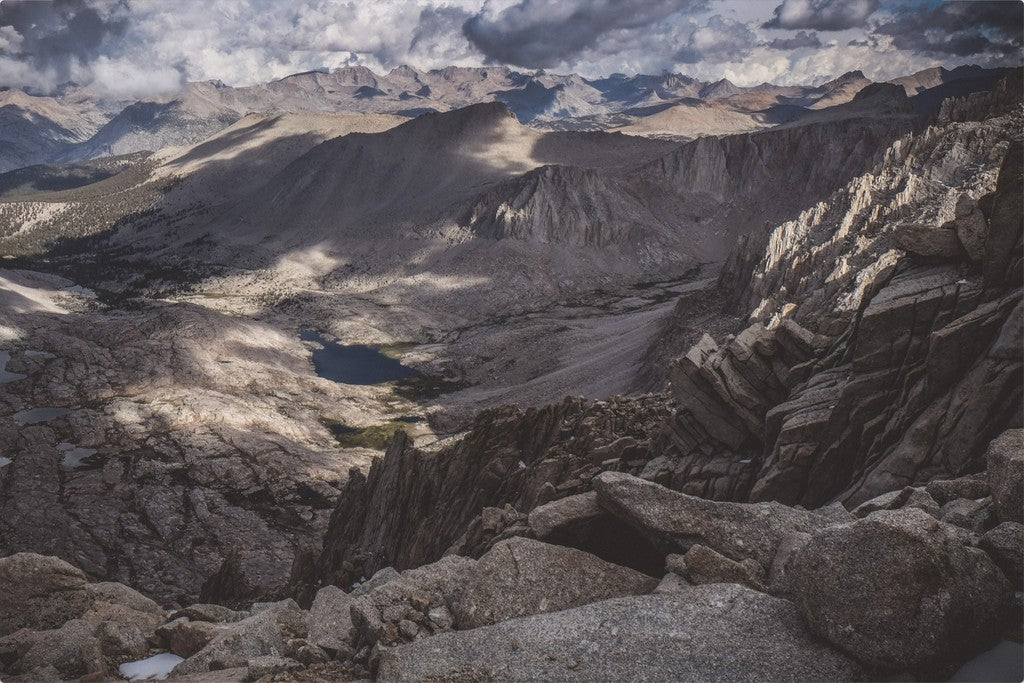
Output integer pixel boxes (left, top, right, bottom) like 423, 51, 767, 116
301, 329, 416, 385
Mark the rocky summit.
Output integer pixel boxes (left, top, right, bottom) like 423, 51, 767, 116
0, 3, 1023, 681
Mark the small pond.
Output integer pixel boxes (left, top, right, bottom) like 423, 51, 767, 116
300, 329, 417, 385
0, 456, 11, 468
58, 443, 99, 469
0, 351, 26, 383
14, 407, 70, 424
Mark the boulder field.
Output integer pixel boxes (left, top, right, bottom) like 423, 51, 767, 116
0, 443, 1020, 681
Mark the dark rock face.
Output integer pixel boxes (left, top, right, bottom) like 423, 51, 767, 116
451, 537, 657, 629
316, 396, 670, 588
378, 586, 866, 682
709, 124, 1023, 508
893, 224, 964, 258
645, 320, 827, 500
987, 429, 1024, 524
979, 522, 1024, 586
791, 508, 1013, 675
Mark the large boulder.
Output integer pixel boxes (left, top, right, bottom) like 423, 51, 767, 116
791, 508, 1012, 674
986, 429, 1023, 523
0, 554, 166, 680
1, 601, 165, 679
672, 544, 766, 591
527, 492, 602, 539
0, 554, 162, 639
925, 474, 991, 505
592, 472, 834, 568
979, 522, 1024, 586
894, 224, 964, 259
378, 585, 864, 681
451, 538, 657, 629
0, 553, 89, 635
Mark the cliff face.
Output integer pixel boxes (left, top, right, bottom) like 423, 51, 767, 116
462, 164, 667, 248
454, 92, 916, 255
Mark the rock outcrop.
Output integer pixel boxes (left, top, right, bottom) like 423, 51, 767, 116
316, 396, 671, 588
986, 428, 1024, 524
377, 586, 866, 682
592, 471, 835, 569
791, 508, 1012, 675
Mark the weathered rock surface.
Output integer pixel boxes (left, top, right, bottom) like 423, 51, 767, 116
674, 544, 766, 591
0, 294, 377, 606
987, 429, 1024, 523
347, 556, 475, 649
0, 553, 164, 679
894, 224, 963, 258
451, 538, 657, 629
709, 95, 1023, 508
170, 602, 308, 677
979, 521, 1024, 586
306, 566, 399, 653
527, 491, 602, 539
926, 473, 991, 505
852, 486, 941, 519
378, 585, 865, 682
592, 471, 834, 568
791, 508, 1013, 673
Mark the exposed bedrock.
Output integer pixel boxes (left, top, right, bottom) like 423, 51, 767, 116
378, 585, 867, 683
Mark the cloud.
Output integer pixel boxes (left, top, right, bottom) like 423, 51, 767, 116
0, 0, 1018, 100
766, 30, 821, 50
764, 0, 878, 31
0, 0, 128, 83
675, 16, 757, 64
410, 6, 478, 65
462, 0, 707, 68
871, 1, 1022, 59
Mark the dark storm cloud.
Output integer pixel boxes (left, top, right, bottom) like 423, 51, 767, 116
767, 30, 821, 50
764, 0, 879, 31
0, 0, 129, 82
872, 1, 1023, 58
462, 0, 707, 69
411, 5, 472, 52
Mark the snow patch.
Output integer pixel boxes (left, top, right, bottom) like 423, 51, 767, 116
118, 653, 184, 681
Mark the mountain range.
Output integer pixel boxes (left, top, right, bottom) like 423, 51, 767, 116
0, 64, 1011, 173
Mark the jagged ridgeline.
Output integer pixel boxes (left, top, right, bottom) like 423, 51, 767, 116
0, 65, 1021, 683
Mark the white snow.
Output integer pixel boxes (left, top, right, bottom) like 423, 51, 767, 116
118, 653, 184, 681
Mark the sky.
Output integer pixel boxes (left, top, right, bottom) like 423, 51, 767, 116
0, 0, 1020, 97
